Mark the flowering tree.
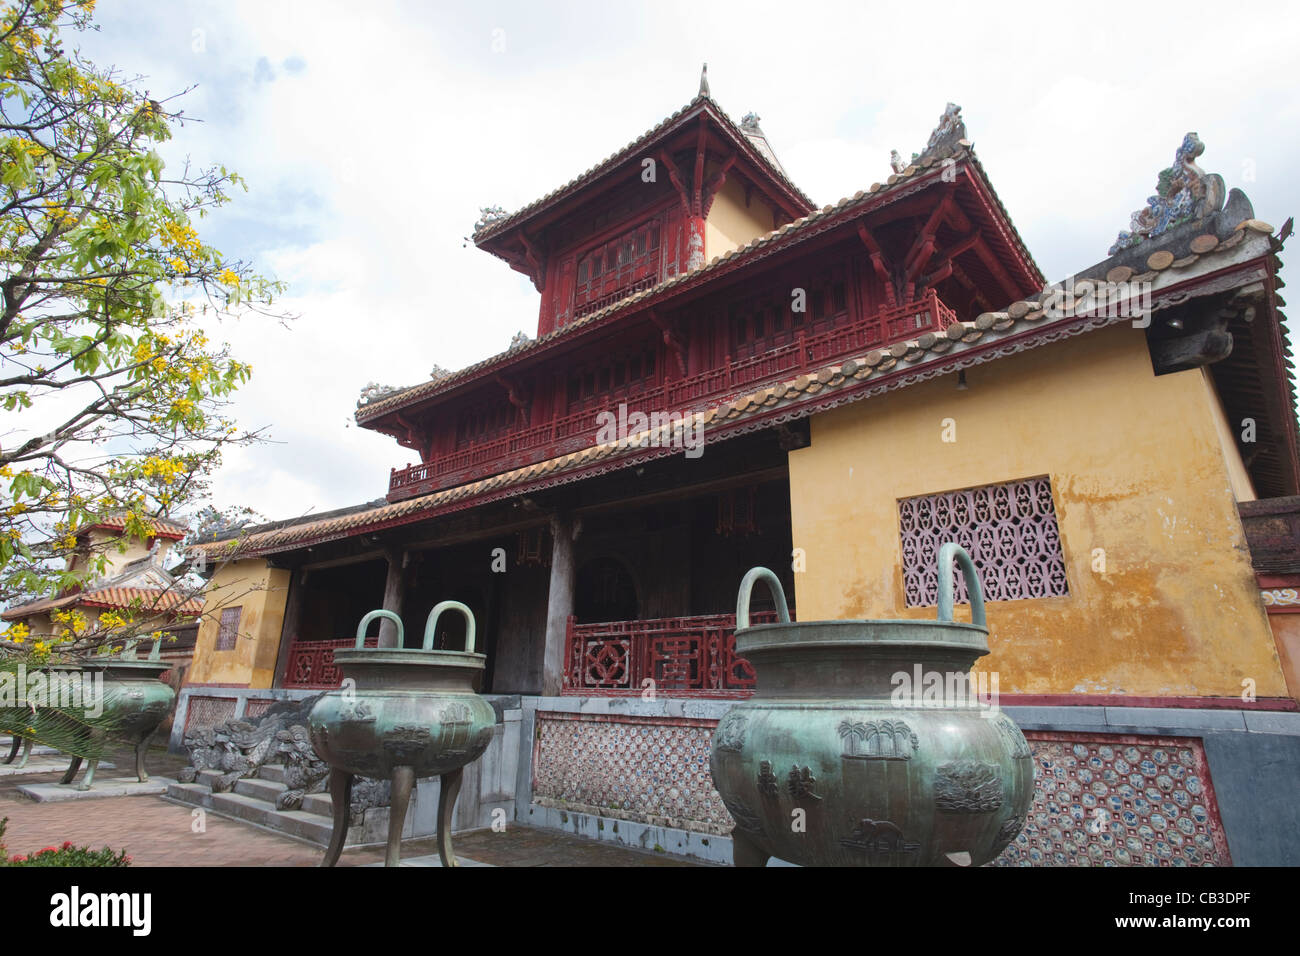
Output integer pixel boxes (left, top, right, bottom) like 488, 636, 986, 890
0, 0, 282, 657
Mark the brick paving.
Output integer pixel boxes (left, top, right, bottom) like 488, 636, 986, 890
0, 743, 704, 867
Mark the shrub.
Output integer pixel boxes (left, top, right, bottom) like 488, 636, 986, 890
0, 817, 130, 867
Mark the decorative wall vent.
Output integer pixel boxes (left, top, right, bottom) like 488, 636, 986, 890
899, 476, 1068, 606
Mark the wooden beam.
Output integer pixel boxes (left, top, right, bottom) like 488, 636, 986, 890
857, 222, 899, 307
904, 193, 956, 281
658, 148, 692, 216
1151, 328, 1233, 375
518, 232, 547, 293
692, 116, 708, 216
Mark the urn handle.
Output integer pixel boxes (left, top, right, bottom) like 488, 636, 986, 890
423, 601, 477, 653
735, 567, 792, 630
937, 542, 986, 628
355, 609, 404, 648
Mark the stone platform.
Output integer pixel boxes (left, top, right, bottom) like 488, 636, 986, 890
18, 775, 174, 802
0, 754, 115, 778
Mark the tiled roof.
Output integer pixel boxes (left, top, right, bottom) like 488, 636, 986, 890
82, 514, 189, 540
471, 92, 814, 245
358, 139, 1031, 425
204, 220, 1279, 559
3, 585, 202, 620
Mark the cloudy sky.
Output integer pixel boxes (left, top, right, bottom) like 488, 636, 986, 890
77, 0, 1300, 524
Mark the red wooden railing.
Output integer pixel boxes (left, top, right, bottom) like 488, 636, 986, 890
562, 610, 781, 698
389, 292, 957, 499
282, 636, 379, 689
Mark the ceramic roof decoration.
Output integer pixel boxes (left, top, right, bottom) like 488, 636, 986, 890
473, 205, 509, 234
1110, 133, 1227, 255
356, 382, 403, 408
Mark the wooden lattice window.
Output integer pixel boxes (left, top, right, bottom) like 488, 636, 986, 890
898, 476, 1069, 607
215, 606, 242, 652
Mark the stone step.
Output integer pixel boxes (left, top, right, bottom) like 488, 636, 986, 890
165, 778, 381, 847
207, 790, 355, 847
301, 791, 334, 818
234, 776, 287, 804
256, 765, 287, 784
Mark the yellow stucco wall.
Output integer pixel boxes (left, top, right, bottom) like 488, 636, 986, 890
1201, 367, 1257, 502
188, 559, 290, 689
787, 323, 1288, 698
705, 174, 776, 259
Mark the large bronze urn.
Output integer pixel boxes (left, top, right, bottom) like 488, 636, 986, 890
710, 543, 1033, 867
61, 640, 175, 791
309, 602, 496, 867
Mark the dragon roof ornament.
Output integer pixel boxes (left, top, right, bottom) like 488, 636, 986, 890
1109, 133, 1226, 255
473, 205, 509, 235
892, 102, 967, 174
357, 382, 403, 408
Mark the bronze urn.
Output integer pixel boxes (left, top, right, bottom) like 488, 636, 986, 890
309, 602, 496, 867
709, 543, 1033, 866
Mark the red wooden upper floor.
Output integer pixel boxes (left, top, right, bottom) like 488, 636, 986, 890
359, 100, 1044, 503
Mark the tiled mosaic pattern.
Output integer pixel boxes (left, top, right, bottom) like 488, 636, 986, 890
183, 695, 237, 735
533, 712, 733, 834
994, 733, 1231, 866
533, 716, 1232, 866
242, 699, 275, 720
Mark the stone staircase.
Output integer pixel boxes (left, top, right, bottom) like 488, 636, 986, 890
166, 765, 391, 847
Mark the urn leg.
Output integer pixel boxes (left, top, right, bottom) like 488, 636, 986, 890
319, 769, 353, 868
134, 739, 150, 783
4, 735, 19, 764
436, 767, 464, 868
60, 756, 83, 785
16, 737, 33, 770
77, 757, 99, 791
386, 765, 416, 868
731, 830, 770, 868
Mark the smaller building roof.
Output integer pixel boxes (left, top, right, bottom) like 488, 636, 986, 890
2, 556, 202, 621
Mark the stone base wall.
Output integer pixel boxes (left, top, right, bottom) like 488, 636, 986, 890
515, 697, 1300, 866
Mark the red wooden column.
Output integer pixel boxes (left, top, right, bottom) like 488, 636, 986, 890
542, 513, 577, 696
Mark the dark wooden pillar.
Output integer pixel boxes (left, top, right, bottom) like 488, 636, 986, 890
379, 547, 407, 648
272, 567, 307, 688
542, 514, 577, 695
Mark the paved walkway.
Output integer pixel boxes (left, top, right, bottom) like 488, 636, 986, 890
0, 745, 703, 867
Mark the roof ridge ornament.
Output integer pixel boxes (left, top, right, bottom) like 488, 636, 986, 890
892, 102, 966, 173
1109, 133, 1226, 256
473, 204, 509, 235
699, 62, 710, 97
357, 382, 402, 408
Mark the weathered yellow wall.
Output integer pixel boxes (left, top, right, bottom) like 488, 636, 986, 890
188, 559, 290, 689
1201, 367, 1257, 502
787, 323, 1288, 697
705, 174, 775, 259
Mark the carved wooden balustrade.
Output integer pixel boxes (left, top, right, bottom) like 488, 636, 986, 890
282, 636, 379, 689
389, 292, 957, 500
562, 611, 781, 698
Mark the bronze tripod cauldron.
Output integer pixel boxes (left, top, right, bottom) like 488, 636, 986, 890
309, 603, 496, 867
710, 543, 1034, 867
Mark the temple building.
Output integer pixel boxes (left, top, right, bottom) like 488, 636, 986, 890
178, 77, 1300, 865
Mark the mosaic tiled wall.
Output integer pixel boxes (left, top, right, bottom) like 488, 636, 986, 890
994, 732, 1231, 866
242, 698, 275, 720
182, 695, 237, 735
532, 712, 732, 834
533, 714, 1232, 865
